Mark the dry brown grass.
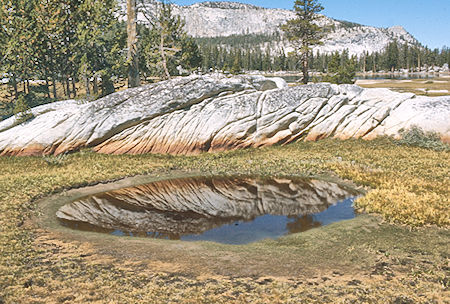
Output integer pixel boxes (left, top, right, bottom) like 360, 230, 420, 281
356, 77, 450, 96
0, 139, 449, 303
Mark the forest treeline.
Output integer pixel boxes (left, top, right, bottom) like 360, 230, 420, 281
197, 34, 450, 73
1, 0, 449, 119
0, 0, 200, 106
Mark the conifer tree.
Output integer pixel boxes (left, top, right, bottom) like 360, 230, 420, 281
0, 0, 39, 99
140, 1, 201, 79
323, 51, 356, 84
386, 40, 399, 72
280, 0, 325, 84
127, 0, 140, 87
74, 0, 123, 97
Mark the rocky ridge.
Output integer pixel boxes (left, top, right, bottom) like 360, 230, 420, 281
121, 1, 419, 56
0, 74, 448, 156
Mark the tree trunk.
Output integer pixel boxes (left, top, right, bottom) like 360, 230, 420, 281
66, 77, 71, 98
84, 74, 91, 98
93, 76, 98, 96
127, 0, 140, 88
45, 78, 50, 99
11, 77, 18, 100
26, 80, 30, 95
62, 78, 67, 97
160, 34, 170, 80
301, 52, 309, 84
72, 77, 77, 97
52, 77, 57, 100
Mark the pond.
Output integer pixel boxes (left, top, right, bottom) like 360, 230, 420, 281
57, 176, 360, 244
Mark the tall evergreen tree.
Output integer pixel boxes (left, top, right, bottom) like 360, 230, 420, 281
74, 0, 124, 97
0, 0, 39, 99
280, 0, 325, 84
140, 1, 201, 79
386, 40, 399, 72
127, 0, 140, 87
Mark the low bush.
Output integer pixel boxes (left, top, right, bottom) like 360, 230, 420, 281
397, 126, 449, 151
13, 95, 34, 124
42, 154, 68, 167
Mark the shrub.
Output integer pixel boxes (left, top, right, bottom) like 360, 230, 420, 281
322, 67, 356, 84
397, 126, 449, 151
0, 102, 14, 120
42, 153, 68, 167
13, 95, 34, 124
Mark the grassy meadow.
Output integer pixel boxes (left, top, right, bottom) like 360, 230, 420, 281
0, 138, 449, 303
356, 77, 450, 97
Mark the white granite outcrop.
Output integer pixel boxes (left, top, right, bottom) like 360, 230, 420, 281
0, 74, 448, 156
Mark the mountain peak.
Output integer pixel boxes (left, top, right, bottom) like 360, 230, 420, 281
122, 0, 419, 55
388, 25, 408, 35
189, 1, 261, 10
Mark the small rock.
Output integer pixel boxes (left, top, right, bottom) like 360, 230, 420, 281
347, 279, 361, 286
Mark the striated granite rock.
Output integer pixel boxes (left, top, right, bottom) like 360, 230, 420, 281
56, 176, 357, 235
0, 74, 448, 156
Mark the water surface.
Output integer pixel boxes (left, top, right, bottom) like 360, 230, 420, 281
57, 176, 359, 244
275, 74, 437, 83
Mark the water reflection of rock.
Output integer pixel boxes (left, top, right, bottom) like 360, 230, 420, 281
56, 177, 357, 237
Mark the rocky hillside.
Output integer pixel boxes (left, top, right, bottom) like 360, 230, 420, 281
123, 1, 419, 56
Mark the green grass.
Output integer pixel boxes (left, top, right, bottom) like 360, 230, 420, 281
0, 138, 449, 303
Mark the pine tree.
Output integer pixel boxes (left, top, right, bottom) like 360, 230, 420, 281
180, 37, 202, 73
75, 0, 123, 97
280, 0, 325, 84
127, 0, 140, 87
0, 0, 39, 99
323, 51, 356, 84
230, 51, 242, 74
140, 1, 200, 79
386, 40, 399, 71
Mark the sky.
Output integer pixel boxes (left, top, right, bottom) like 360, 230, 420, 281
171, 0, 450, 49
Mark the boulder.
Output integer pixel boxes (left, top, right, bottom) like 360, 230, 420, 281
0, 74, 449, 156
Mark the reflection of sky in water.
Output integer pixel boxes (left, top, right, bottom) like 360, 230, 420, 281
60, 176, 359, 244
74, 197, 355, 244
181, 197, 355, 245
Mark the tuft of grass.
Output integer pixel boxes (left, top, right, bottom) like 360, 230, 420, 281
42, 154, 68, 167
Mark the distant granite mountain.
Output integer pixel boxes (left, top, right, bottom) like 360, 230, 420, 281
119, 1, 419, 56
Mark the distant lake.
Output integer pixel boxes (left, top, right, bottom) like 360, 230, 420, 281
268, 74, 439, 83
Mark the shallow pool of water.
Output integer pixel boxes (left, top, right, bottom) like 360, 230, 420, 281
57, 176, 359, 244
